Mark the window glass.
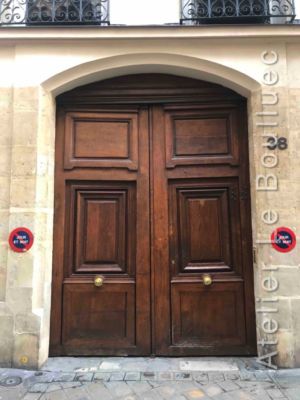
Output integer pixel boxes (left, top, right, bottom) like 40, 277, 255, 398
110, 0, 180, 25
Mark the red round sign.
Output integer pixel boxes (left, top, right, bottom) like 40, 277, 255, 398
9, 227, 34, 253
271, 227, 296, 253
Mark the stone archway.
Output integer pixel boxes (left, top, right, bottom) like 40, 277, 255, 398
21, 54, 263, 367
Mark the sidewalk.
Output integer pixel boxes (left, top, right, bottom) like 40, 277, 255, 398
0, 357, 299, 400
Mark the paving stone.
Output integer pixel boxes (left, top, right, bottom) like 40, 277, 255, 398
60, 382, 82, 389
175, 372, 192, 381
0, 388, 23, 400
88, 368, 98, 373
180, 361, 238, 372
63, 385, 90, 400
93, 372, 111, 382
238, 380, 273, 389
229, 390, 260, 400
239, 371, 256, 381
120, 361, 149, 372
28, 383, 49, 393
174, 381, 200, 391
156, 384, 177, 398
274, 375, 300, 389
127, 381, 152, 394
282, 388, 300, 400
141, 372, 156, 380
110, 372, 125, 381
105, 381, 133, 397
212, 393, 234, 400
254, 371, 272, 382
157, 372, 173, 381
266, 388, 286, 398
202, 383, 224, 397
184, 388, 207, 399
75, 373, 94, 382
137, 390, 162, 400
84, 382, 113, 400
224, 372, 240, 380
208, 372, 225, 382
124, 372, 140, 381
274, 369, 300, 378
46, 383, 62, 393
144, 360, 171, 372
192, 372, 208, 383
99, 362, 121, 371
147, 381, 162, 388
218, 380, 240, 391
74, 368, 91, 373
53, 373, 75, 382
39, 391, 68, 400
22, 394, 42, 400
247, 387, 275, 400
28, 373, 56, 384
170, 397, 187, 400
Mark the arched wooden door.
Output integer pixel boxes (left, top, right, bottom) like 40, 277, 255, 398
50, 74, 256, 356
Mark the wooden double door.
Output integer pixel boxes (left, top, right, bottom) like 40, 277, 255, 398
50, 74, 256, 356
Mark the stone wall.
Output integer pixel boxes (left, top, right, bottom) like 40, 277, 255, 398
0, 27, 299, 369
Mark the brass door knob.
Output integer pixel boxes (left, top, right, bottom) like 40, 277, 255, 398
203, 274, 213, 286
94, 275, 104, 287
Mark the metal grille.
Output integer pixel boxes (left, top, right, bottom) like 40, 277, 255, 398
0, 0, 109, 24
181, 0, 296, 23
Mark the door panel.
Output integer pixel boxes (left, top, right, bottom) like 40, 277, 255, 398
64, 111, 138, 170
62, 283, 135, 350
164, 106, 240, 168
67, 182, 136, 274
169, 181, 238, 273
171, 282, 246, 348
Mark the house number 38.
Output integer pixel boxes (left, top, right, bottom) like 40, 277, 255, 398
267, 137, 288, 150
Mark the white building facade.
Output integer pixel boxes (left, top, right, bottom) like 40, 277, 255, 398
0, 1, 300, 369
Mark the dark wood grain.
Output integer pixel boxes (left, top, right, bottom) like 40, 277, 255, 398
64, 111, 138, 170
164, 106, 240, 168
51, 74, 256, 357
50, 106, 150, 356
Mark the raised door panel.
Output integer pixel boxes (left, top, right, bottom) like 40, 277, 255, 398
64, 111, 138, 170
169, 180, 242, 274
175, 118, 228, 155
62, 283, 136, 350
171, 282, 246, 348
66, 182, 136, 275
164, 106, 239, 168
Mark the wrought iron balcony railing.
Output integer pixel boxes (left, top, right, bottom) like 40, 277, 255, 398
181, 0, 296, 23
0, 0, 296, 26
0, 0, 109, 24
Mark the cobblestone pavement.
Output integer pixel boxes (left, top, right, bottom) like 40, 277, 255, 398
0, 358, 300, 400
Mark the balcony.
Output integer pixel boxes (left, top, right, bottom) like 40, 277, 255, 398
0, 0, 296, 26
0, 0, 109, 24
181, 0, 296, 23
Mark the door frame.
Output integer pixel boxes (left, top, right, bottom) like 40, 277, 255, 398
50, 74, 257, 356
